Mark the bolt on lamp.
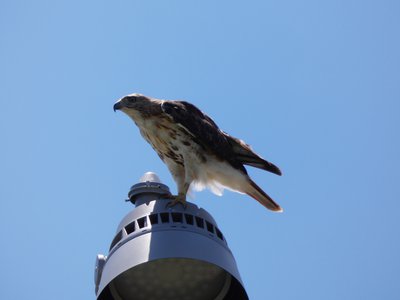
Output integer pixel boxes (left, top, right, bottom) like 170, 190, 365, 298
95, 172, 249, 300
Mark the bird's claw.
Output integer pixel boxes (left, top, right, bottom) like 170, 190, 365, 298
166, 194, 187, 209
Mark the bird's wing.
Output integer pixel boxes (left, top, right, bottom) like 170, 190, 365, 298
161, 101, 246, 172
224, 134, 282, 176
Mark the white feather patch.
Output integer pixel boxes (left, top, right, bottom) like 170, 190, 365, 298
189, 177, 246, 198
190, 180, 225, 196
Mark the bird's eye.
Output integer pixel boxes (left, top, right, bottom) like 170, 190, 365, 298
126, 96, 136, 103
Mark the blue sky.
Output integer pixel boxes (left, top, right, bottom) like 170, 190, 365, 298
1, 1, 399, 299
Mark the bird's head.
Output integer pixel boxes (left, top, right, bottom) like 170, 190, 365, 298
113, 93, 152, 112
114, 93, 161, 121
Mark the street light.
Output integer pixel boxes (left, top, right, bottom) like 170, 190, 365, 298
95, 172, 248, 300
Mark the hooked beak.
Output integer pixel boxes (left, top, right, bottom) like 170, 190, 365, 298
113, 101, 124, 112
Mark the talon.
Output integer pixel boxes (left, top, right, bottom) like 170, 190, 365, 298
166, 194, 187, 209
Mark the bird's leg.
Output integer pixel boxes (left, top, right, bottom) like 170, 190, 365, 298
166, 181, 190, 209
166, 193, 187, 208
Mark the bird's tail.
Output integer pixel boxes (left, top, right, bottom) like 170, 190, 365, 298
245, 179, 283, 212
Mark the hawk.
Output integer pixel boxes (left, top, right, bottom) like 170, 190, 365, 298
114, 93, 283, 212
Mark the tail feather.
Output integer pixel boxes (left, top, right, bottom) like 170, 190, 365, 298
246, 179, 283, 212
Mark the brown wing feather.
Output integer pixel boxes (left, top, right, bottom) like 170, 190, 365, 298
224, 134, 282, 176
161, 101, 247, 173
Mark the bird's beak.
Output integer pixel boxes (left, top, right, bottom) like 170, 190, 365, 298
113, 100, 124, 112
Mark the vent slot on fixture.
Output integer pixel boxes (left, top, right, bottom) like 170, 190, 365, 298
171, 212, 183, 223
149, 214, 159, 225
215, 227, 224, 240
160, 212, 170, 223
206, 221, 214, 233
109, 230, 123, 250
184, 214, 194, 225
195, 216, 204, 229
137, 217, 147, 229
125, 222, 136, 235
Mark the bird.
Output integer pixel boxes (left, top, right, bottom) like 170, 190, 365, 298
113, 93, 283, 212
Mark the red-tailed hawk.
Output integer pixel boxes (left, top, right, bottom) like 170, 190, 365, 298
114, 93, 283, 212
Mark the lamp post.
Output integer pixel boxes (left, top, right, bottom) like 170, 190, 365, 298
95, 172, 248, 300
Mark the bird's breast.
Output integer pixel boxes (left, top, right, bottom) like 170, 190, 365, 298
138, 117, 207, 168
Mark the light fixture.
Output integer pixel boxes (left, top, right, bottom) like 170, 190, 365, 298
95, 172, 248, 300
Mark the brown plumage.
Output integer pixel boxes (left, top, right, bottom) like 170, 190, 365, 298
114, 93, 283, 212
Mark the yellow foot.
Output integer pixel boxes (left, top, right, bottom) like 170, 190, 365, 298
166, 194, 187, 209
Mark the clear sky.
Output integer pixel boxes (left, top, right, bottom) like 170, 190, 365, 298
1, 1, 399, 299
